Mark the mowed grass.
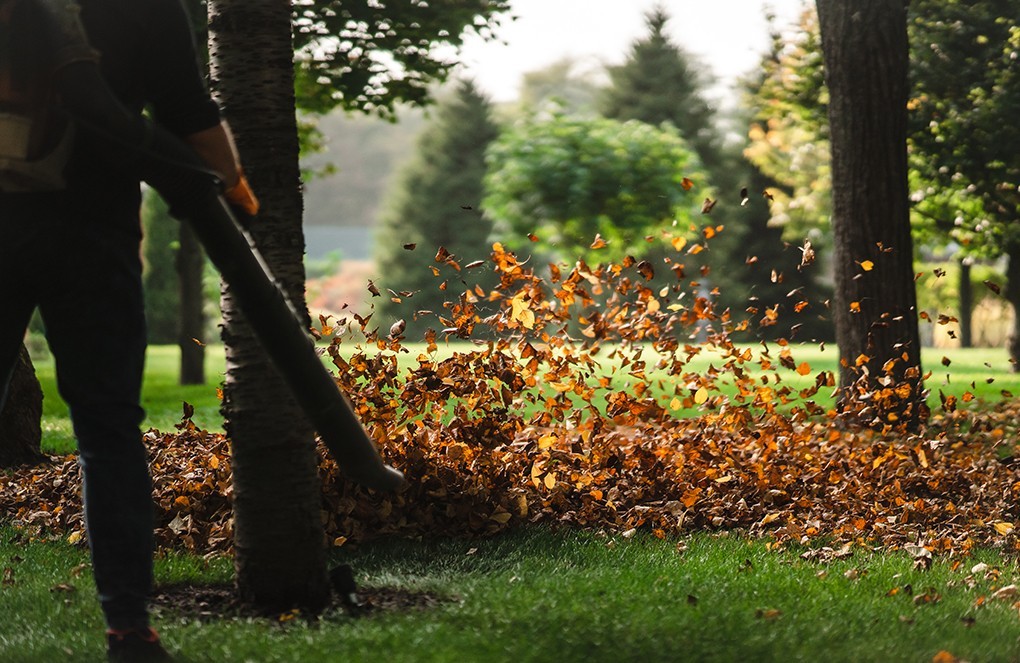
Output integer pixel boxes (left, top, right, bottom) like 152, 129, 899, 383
2, 527, 1020, 662
10, 344, 1020, 661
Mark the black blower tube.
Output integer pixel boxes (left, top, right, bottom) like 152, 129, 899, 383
51, 61, 405, 492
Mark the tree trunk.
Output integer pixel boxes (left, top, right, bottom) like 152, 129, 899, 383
177, 223, 206, 385
958, 258, 972, 349
817, 0, 925, 428
207, 0, 329, 612
1006, 246, 1020, 372
0, 344, 44, 468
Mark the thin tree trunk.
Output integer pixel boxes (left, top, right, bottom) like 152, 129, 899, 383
207, 0, 329, 612
177, 224, 206, 385
817, 0, 925, 428
1006, 246, 1020, 372
958, 258, 972, 349
0, 344, 44, 468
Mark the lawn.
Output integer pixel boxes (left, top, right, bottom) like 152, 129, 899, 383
2, 527, 1019, 662
8, 343, 1020, 662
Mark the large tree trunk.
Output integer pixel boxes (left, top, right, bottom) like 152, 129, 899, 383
0, 345, 44, 468
207, 0, 330, 611
177, 224, 206, 385
817, 0, 925, 428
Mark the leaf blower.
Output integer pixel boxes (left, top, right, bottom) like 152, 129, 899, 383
15, 0, 405, 491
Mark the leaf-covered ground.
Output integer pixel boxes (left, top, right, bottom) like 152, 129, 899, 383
3, 240, 1019, 560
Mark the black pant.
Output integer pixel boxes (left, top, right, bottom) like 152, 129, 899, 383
0, 192, 153, 630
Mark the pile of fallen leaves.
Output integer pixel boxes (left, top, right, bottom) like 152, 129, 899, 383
3, 238, 1019, 558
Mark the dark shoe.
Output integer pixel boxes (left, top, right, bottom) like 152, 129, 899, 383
106, 627, 173, 662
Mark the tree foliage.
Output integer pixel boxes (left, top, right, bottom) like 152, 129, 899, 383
599, 7, 721, 173
909, 0, 1020, 258
293, 0, 511, 117
373, 80, 500, 338
743, 8, 831, 246
484, 114, 701, 264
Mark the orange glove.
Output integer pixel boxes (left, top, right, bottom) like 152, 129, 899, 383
225, 172, 260, 216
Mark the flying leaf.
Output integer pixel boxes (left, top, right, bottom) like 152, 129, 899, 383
681, 177, 694, 191
701, 198, 717, 214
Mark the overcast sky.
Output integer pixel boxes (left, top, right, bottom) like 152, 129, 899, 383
455, 0, 812, 105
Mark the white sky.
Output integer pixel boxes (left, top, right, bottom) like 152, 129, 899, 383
456, 0, 812, 105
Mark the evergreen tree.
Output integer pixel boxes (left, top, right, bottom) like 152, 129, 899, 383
373, 80, 500, 338
600, 7, 829, 340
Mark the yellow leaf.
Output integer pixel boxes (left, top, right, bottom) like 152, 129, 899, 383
490, 511, 512, 524
209, 455, 219, 470
761, 513, 781, 526
538, 433, 557, 450
544, 473, 557, 490
859, 260, 875, 271
694, 387, 709, 405
669, 397, 682, 411
671, 236, 688, 251
174, 496, 190, 509
796, 362, 811, 376
67, 531, 82, 545
993, 522, 1014, 535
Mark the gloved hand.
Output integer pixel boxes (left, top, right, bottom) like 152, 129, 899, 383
224, 170, 259, 223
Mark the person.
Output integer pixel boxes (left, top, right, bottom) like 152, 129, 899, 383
0, 0, 256, 660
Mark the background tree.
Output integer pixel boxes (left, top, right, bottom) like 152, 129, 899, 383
141, 192, 181, 346
602, 6, 830, 340
484, 114, 701, 265
599, 7, 722, 174
908, 0, 1020, 367
373, 80, 500, 338
517, 58, 603, 116
816, 0, 924, 427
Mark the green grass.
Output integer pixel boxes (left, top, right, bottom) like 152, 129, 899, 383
33, 345, 227, 454
13, 345, 1020, 661
2, 527, 1019, 662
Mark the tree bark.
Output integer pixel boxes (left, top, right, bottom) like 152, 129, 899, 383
177, 223, 206, 385
958, 258, 972, 349
817, 0, 925, 428
0, 344, 44, 468
208, 0, 330, 612
1006, 246, 1020, 372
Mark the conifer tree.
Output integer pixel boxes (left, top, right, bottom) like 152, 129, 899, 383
600, 7, 830, 340
600, 7, 721, 172
373, 80, 500, 338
